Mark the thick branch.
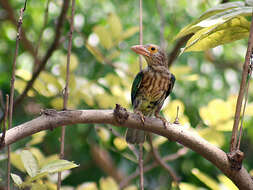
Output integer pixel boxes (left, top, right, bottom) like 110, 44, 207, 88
1, 109, 253, 189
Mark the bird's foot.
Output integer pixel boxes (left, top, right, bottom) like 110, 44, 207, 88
135, 111, 145, 126
155, 113, 168, 129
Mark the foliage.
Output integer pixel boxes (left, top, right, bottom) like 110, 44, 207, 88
1, 0, 253, 189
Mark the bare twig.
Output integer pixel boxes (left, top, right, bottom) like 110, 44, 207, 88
148, 134, 180, 184
0, 0, 36, 57
57, 0, 75, 189
167, 34, 192, 68
139, 0, 143, 71
0, 95, 9, 146
120, 147, 188, 188
1, 108, 253, 189
155, 0, 166, 50
7, 1, 28, 189
139, 143, 144, 190
230, 12, 253, 152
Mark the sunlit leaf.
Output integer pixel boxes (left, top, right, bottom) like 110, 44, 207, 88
197, 128, 225, 147
50, 97, 63, 109
21, 150, 39, 177
29, 147, 45, 167
120, 27, 139, 41
217, 175, 238, 190
27, 131, 47, 146
31, 183, 47, 190
152, 136, 167, 148
11, 173, 23, 186
123, 185, 138, 190
113, 137, 128, 151
100, 177, 118, 190
93, 25, 113, 49
179, 182, 200, 190
40, 160, 78, 174
192, 168, 220, 190
215, 120, 233, 131
107, 50, 121, 60
10, 152, 25, 172
183, 16, 250, 52
96, 127, 110, 142
86, 42, 105, 63
16, 69, 32, 81
108, 13, 122, 39
77, 182, 98, 190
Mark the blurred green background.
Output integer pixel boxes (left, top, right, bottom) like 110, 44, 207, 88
0, 0, 253, 189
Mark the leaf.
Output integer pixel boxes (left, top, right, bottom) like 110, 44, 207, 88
21, 150, 39, 177
86, 42, 105, 63
176, 2, 247, 39
113, 137, 128, 151
93, 25, 113, 49
100, 177, 119, 190
192, 168, 220, 190
183, 16, 250, 52
28, 172, 49, 183
123, 185, 138, 190
11, 173, 23, 186
40, 159, 78, 174
29, 147, 45, 167
217, 175, 238, 190
96, 127, 110, 142
108, 13, 122, 39
16, 69, 32, 81
10, 152, 25, 172
197, 128, 225, 147
120, 27, 139, 41
31, 183, 47, 190
179, 182, 199, 190
77, 182, 98, 190
27, 131, 47, 146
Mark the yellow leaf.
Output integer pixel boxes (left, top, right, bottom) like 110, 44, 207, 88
184, 16, 250, 52
50, 97, 63, 110
29, 147, 45, 168
152, 136, 167, 148
123, 185, 138, 190
64, 54, 79, 72
170, 66, 192, 80
10, 152, 25, 172
113, 137, 128, 151
96, 128, 110, 142
108, 13, 122, 39
217, 175, 238, 190
16, 69, 32, 81
197, 128, 225, 147
120, 27, 139, 41
100, 177, 118, 190
77, 182, 98, 190
86, 42, 105, 63
199, 99, 233, 126
215, 120, 233, 131
27, 131, 47, 146
179, 182, 199, 190
93, 25, 113, 49
192, 168, 220, 190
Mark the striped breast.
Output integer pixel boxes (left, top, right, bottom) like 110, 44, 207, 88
140, 71, 170, 101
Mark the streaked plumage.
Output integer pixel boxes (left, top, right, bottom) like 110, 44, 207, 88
126, 44, 176, 144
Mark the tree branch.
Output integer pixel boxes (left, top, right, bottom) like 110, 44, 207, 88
1, 108, 253, 189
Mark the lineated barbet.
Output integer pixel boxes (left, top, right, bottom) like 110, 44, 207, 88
126, 44, 176, 144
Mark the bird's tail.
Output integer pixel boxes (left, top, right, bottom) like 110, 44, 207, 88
125, 128, 146, 144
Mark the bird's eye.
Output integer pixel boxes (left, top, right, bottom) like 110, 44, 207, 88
148, 46, 158, 53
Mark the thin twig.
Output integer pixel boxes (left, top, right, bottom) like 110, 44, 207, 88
139, 143, 144, 190
57, 0, 75, 189
34, 0, 50, 71
155, 0, 166, 50
139, 0, 143, 71
0, 95, 9, 146
148, 134, 180, 184
120, 147, 188, 188
7, 1, 27, 189
237, 61, 253, 150
230, 12, 253, 152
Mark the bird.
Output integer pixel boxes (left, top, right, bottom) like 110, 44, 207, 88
125, 44, 176, 144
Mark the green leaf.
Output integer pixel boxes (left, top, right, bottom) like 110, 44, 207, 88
21, 150, 39, 177
10, 152, 26, 172
183, 16, 250, 52
28, 172, 49, 183
108, 13, 122, 39
175, 2, 248, 39
93, 25, 113, 49
100, 177, 118, 190
40, 159, 78, 174
11, 173, 23, 186
27, 131, 47, 146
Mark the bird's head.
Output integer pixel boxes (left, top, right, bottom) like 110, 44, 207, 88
131, 44, 168, 70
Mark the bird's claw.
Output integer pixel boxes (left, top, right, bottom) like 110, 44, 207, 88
135, 111, 145, 126
155, 114, 168, 129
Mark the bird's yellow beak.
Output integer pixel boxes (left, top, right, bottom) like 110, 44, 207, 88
131, 45, 150, 57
